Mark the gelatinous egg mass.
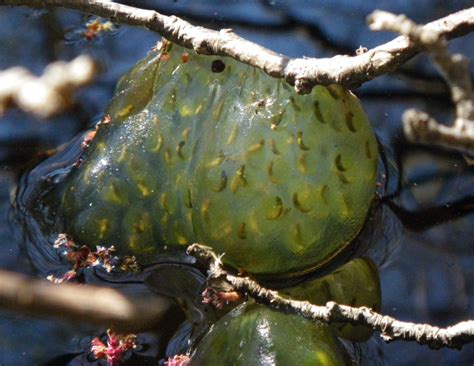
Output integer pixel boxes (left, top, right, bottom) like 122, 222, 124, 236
281, 257, 381, 342
60, 41, 378, 277
192, 301, 347, 366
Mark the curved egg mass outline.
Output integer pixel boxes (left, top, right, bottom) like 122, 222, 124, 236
60, 42, 378, 278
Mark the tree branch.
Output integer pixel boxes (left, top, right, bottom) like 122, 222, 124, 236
0, 55, 97, 118
369, 10, 474, 155
1, 0, 473, 93
0, 270, 173, 333
187, 243, 474, 350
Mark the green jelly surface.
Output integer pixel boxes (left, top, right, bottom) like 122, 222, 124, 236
60, 42, 378, 277
192, 301, 346, 366
281, 257, 381, 341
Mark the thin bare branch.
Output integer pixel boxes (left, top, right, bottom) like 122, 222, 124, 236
187, 243, 474, 350
0, 270, 173, 333
369, 10, 474, 155
0, 55, 97, 118
1, 0, 473, 93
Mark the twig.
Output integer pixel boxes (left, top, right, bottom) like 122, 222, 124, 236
368, 10, 474, 155
1, 1, 473, 93
0, 270, 173, 333
0, 55, 97, 118
187, 243, 474, 350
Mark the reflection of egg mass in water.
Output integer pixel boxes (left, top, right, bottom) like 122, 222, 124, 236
56, 40, 378, 278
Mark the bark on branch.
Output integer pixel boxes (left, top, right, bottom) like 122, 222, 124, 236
1, 0, 473, 93
187, 243, 474, 350
0, 270, 173, 333
368, 10, 474, 155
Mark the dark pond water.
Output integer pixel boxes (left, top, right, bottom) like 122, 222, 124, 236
0, 1, 473, 365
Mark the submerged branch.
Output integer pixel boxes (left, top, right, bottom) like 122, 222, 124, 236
187, 243, 474, 350
2, 1, 473, 93
0, 270, 172, 333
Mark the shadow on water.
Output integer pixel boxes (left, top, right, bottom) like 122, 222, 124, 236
1, 1, 473, 365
